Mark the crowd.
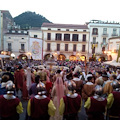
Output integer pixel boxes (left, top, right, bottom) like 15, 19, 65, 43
0, 59, 120, 120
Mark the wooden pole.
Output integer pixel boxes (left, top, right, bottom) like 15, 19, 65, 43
85, 56, 87, 74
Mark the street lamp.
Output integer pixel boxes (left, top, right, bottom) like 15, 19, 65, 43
11, 53, 15, 59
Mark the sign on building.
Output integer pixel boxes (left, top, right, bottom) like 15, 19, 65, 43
30, 38, 43, 60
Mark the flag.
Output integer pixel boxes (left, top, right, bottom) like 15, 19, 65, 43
116, 44, 120, 62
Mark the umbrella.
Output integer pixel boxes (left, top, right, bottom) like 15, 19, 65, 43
0, 54, 10, 58
103, 60, 120, 67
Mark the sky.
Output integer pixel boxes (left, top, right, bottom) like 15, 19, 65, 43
0, 0, 120, 24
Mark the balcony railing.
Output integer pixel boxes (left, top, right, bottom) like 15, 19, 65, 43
92, 33, 98, 35
19, 49, 25, 53
112, 34, 118, 36
101, 42, 108, 47
6, 48, 12, 52
91, 42, 98, 44
102, 33, 108, 37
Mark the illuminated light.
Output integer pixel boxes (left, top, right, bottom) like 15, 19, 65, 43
104, 51, 106, 54
112, 50, 114, 52
108, 51, 111, 54
1, 51, 4, 54
11, 53, 15, 57
27, 52, 31, 55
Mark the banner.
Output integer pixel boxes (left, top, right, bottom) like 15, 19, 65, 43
30, 38, 43, 60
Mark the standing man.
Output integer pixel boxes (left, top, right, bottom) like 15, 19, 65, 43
2, 67, 14, 83
82, 74, 95, 101
107, 81, 120, 120
84, 85, 107, 120
59, 81, 82, 120
14, 65, 25, 96
27, 82, 56, 120
0, 81, 23, 120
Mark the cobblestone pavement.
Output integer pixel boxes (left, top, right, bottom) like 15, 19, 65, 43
18, 91, 87, 120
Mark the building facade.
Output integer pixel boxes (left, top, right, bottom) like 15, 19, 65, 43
0, 10, 14, 51
88, 20, 120, 59
108, 37, 120, 61
4, 29, 29, 59
41, 23, 89, 61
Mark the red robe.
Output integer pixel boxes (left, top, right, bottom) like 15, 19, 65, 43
63, 95, 81, 120
86, 97, 107, 120
30, 97, 50, 120
14, 69, 25, 90
0, 95, 20, 120
109, 91, 120, 118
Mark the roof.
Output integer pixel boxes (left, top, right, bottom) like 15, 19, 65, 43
41, 23, 88, 29
29, 27, 41, 30
109, 36, 120, 40
5, 33, 28, 35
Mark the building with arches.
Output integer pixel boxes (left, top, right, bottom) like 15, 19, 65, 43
4, 29, 29, 59
41, 23, 89, 61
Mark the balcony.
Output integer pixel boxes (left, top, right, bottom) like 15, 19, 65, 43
19, 49, 25, 53
6, 48, 12, 52
91, 42, 98, 45
80, 50, 87, 53
102, 33, 108, 37
112, 34, 118, 36
92, 33, 98, 37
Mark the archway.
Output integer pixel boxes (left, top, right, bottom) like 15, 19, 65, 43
69, 55, 76, 61
80, 55, 86, 61
18, 54, 28, 60
44, 54, 54, 61
57, 54, 66, 61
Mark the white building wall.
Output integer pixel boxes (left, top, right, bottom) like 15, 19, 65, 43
29, 30, 42, 38
88, 22, 120, 55
4, 34, 29, 58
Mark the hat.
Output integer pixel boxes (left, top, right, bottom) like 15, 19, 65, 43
85, 74, 93, 81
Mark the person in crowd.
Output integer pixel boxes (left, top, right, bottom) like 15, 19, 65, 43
50, 77, 66, 120
43, 66, 52, 97
0, 75, 11, 95
107, 81, 120, 120
37, 66, 47, 84
95, 77, 104, 86
23, 67, 33, 100
29, 75, 40, 97
14, 65, 25, 96
82, 74, 95, 101
0, 81, 23, 120
2, 67, 14, 83
72, 73, 83, 95
31, 69, 35, 83
102, 72, 109, 87
103, 74, 117, 95
96, 71, 102, 78
59, 81, 82, 120
117, 69, 120, 80
53, 70, 62, 83
27, 82, 56, 120
84, 85, 107, 120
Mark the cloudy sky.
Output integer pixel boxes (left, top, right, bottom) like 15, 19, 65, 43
0, 0, 120, 24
